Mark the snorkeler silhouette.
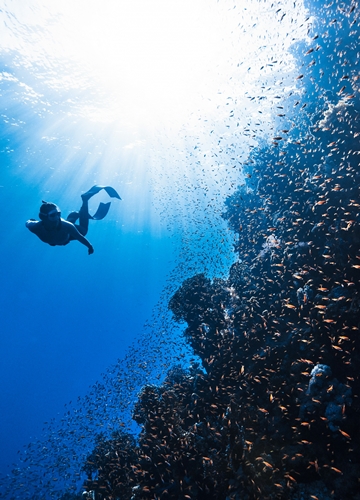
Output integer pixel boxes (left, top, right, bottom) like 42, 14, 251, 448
26, 185, 121, 254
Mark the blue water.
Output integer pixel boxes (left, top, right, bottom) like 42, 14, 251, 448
3, 0, 353, 497
0, 131, 175, 472
0, 1, 240, 487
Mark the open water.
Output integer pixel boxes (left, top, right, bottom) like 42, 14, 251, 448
0, 0, 359, 498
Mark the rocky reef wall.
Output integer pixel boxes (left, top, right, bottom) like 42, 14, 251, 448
81, 2, 360, 499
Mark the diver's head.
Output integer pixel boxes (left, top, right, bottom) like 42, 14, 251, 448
39, 201, 61, 222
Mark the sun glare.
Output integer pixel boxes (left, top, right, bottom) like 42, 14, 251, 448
1, 0, 309, 129
0, 0, 310, 242
56, 0, 230, 125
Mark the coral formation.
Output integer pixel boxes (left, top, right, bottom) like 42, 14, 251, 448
79, 2, 360, 499
1, 1, 359, 499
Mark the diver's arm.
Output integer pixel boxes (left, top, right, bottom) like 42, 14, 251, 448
67, 222, 94, 254
26, 219, 40, 233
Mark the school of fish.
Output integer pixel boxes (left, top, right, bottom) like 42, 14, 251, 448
1, 0, 359, 499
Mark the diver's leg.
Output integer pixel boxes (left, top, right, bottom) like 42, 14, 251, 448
66, 211, 79, 224
77, 198, 90, 236
77, 185, 119, 222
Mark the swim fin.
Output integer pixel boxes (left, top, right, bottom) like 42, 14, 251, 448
90, 202, 111, 220
82, 185, 122, 201
103, 186, 121, 200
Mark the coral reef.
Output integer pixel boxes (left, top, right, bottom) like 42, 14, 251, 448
80, 2, 360, 499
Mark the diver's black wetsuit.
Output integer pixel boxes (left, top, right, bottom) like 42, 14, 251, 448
66, 198, 91, 237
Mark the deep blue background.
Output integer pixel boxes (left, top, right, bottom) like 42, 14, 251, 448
0, 123, 176, 475
0, 0, 314, 489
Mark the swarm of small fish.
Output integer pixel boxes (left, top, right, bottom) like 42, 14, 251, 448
1, 1, 358, 499
79, 2, 360, 500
